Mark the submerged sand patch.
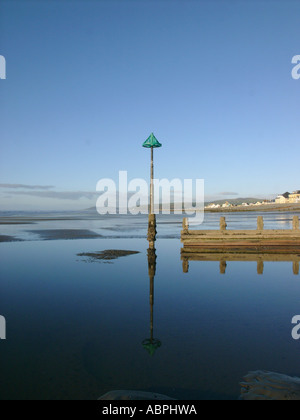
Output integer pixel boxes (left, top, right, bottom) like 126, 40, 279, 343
77, 250, 140, 262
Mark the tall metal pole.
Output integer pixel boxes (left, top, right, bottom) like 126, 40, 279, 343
143, 133, 161, 214
150, 146, 154, 214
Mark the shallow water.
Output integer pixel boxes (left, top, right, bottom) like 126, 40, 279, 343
0, 211, 299, 400
0, 210, 297, 241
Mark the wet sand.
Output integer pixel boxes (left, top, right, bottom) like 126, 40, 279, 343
27, 229, 102, 241
0, 221, 35, 225
0, 235, 23, 243
1, 207, 299, 243
0, 203, 299, 226
0, 217, 82, 225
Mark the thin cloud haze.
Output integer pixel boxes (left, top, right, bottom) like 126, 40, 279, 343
5, 190, 98, 201
0, 184, 54, 190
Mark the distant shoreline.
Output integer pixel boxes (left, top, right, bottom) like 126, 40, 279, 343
203, 203, 300, 213
0, 203, 299, 224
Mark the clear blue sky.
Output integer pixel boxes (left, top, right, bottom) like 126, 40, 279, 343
0, 0, 299, 210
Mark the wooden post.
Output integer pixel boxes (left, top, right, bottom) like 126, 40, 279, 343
293, 216, 299, 230
147, 214, 156, 248
293, 261, 299, 276
182, 258, 189, 273
257, 259, 264, 275
183, 217, 189, 233
220, 217, 227, 232
257, 216, 264, 231
220, 259, 227, 274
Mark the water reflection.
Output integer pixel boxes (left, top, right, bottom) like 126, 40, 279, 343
142, 216, 162, 356
181, 250, 300, 275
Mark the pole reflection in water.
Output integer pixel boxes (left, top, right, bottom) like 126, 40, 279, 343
142, 215, 161, 356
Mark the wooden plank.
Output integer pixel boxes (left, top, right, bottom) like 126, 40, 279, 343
181, 216, 300, 250
181, 251, 300, 262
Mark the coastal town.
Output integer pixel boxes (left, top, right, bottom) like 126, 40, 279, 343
205, 190, 300, 210
275, 191, 300, 204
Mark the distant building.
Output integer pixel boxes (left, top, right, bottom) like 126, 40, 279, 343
205, 203, 221, 209
289, 191, 300, 203
275, 191, 300, 204
275, 192, 290, 204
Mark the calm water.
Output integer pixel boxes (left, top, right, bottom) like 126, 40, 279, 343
0, 211, 300, 400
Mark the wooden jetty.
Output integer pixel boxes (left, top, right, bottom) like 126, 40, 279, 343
181, 215, 300, 274
181, 215, 300, 253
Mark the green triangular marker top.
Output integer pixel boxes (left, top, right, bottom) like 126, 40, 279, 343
142, 133, 162, 148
